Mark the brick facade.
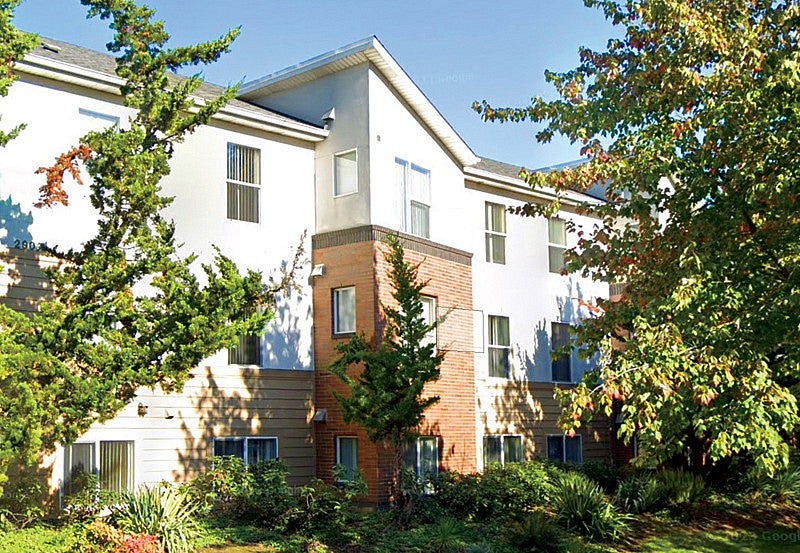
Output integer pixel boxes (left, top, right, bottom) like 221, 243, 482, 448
312, 229, 476, 504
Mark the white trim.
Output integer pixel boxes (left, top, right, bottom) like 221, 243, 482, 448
487, 314, 511, 379
332, 286, 356, 335
546, 434, 583, 464
482, 434, 523, 467
550, 321, 572, 383
485, 202, 507, 265
335, 435, 359, 482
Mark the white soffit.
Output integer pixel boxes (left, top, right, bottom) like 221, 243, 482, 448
240, 36, 480, 167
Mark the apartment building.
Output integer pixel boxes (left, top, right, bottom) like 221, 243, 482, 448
0, 35, 611, 505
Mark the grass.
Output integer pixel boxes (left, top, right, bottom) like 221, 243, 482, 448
640, 527, 800, 552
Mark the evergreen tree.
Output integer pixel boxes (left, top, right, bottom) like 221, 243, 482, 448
329, 235, 443, 507
0, 0, 39, 146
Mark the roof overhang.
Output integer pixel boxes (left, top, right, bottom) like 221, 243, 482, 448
239, 36, 479, 167
15, 54, 329, 143
464, 165, 603, 208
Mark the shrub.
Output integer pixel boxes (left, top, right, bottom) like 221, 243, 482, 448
72, 519, 163, 553
109, 484, 196, 553
656, 469, 707, 512
292, 469, 366, 537
750, 467, 800, 504
63, 472, 123, 522
578, 461, 620, 493
502, 510, 564, 553
0, 473, 45, 528
615, 473, 665, 514
424, 518, 469, 553
551, 472, 627, 541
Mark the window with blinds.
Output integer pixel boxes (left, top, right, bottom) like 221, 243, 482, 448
227, 143, 261, 223
213, 437, 278, 465
228, 307, 261, 366
64, 440, 134, 494
485, 202, 506, 264
395, 158, 431, 239
548, 218, 567, 273
488, 315, 511, 378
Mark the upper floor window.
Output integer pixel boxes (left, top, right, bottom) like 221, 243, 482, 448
420, 295, 437, 350
333, 287, 356, 335
488, 315, 510, 378
395, 158, 431, 239
229, 308, 261, 366
551, 322, 571, 382
334, 149, 358, 196
485, 202, 506, 264
227, 143, 260, 223
483, 435, 522, 465
548, 218, 567, 273
547, 434, 582, 464
213, 436, 278, 465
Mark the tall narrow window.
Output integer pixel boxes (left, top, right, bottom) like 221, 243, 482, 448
548, 218, 567, 273
333, 287, 356, 335
403, 436, 439, 491
336, 437, 359, 481
483, 435, 522, 465
334, 149, 358, 196
395, 158, 431, 239
551, 322, 571, 382
227, 143, 261, 223
485, 202, 506, 264
420, 295, 437, 349
488, 315, 511, 378
547, 435, 583, 464
228, 308, 261, 366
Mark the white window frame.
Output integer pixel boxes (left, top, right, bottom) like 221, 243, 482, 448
395, 158, 431, 239
547, 434, 583, 464
548, 217, 567, 273
332, 286, 356, 335
212, 436, 279, 465
63, 439, 136, 494
550, 321, 572, 382
485, 202, 506, 264
333, 148, 358, 197
483, 434, 523, 466
226, 142, 261, 223
487, 315, 511, 379
420, 295, 437, 350
78, 107, 120, 127
335, 436, 359, 482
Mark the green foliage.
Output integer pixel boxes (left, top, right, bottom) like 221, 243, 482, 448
656, 469, 708, 512
749, 467, 800, 504
72, 519, 163, 553
0, 0, 282, 495
0, 523, 84, 553
110, 484, 196, 553
502, 510, 564, 553
578, 461, 620, 494
328, 234, 444, 505
420, 518, 469, 553
292, 471, 367, 537
0, 471, 44, 529
477, 0, 800, 473
551, 472, 627, 541
615, 473, 665, 514
0, 0, 39, 147
62, 471, 123, 522
434, 460, 561, 521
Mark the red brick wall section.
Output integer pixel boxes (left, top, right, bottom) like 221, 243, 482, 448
312, 239, 477, 504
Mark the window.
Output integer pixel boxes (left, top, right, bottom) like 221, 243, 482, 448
551, 322, 571, 382
78, 107, 120, 127
485, 202, 506, 264
395, 158, 431, 239
548, 218, 567, 273
483, 435, 523, 465
403, 436, 439, 490
333, 287, 356, 335
228, 308, 261, 366
64, 440, 134, 494
488, 315, 510, 378
213, 437, 278, 465
334, 149, 358, 196
227, 143, 260, 223
547, 435, 583, 464
335, 436, 358, 481
420, 295, 437, 349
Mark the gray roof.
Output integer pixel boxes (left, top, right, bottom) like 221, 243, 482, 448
29, 38, 323, 130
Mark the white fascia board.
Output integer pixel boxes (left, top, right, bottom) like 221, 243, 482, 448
15, 54, 327, 143
240, 36, 480, 167
464, 165, 603, 208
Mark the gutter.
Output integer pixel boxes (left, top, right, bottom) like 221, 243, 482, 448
463, 166, 602, 208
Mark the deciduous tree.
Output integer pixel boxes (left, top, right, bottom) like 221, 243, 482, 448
475, 0, 800, 474
0, 0, 38, 146
328, 235, 443, 506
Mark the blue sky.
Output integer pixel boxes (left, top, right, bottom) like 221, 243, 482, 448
14, 1, 617, 169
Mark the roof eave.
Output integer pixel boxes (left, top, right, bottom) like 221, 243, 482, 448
464, 165, 602, 207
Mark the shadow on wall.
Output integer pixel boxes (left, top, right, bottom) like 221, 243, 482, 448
0, 195, 34, 249
478, 372, 545, 460
263, 286, 312, 370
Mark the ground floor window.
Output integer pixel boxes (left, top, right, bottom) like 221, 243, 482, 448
483, 434, 523, 466
213, 436, 278, 465
403, 436, 439, 491
335, 436, 359, 481
64, 440, 135, 494
547, 434, 582, 464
